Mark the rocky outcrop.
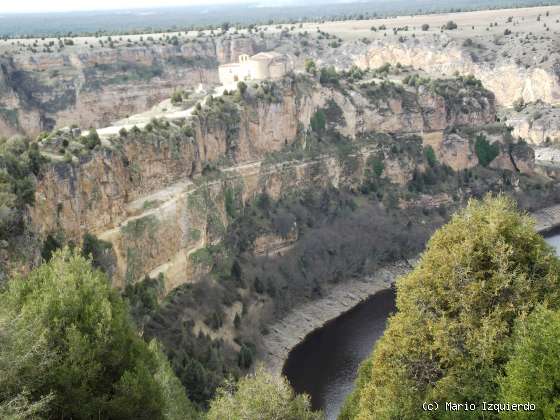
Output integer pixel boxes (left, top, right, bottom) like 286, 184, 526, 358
505, 104, 560, 146
302, 77, 495, 140
355, 41, 560, 107
435, 133, 478, 171
0, 36, 279, 137
29, 75, 523, 291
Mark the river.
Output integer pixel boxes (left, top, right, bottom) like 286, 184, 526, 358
283, 232, 560, 420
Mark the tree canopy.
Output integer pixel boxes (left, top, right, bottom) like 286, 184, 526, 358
343, 195, 560, 419
0, 248, 197, 419
207, 366, 322, 420
500, 305, 560, 419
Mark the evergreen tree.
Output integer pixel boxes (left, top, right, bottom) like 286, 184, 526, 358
344, 196, 560, 419
0, 248, 197, 419
500, 306, 560, 419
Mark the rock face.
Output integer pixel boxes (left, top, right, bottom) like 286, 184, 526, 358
355, 40, 560, 107
29, 75, 526, 291
0, 36, 275, 137
505, 104, 560, 146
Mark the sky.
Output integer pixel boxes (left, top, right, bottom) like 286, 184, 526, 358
0, 0, 256, 14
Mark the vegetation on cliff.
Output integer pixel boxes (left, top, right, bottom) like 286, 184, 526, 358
0, 136, 43, 242
341, 196, 560, 419
0, 248, 197, 419
145, 183, 445, 409
2, 70, 559, 418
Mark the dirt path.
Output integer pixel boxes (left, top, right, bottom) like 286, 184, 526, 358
95, 82, 237, 139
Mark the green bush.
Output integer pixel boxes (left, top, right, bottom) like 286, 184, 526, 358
319, 66, 339, 86
424, 145, 437, 167
171, 91, 183, 105
207, 367, 322, 420
81, 232, 114, 272
310, 109, 327, 133
237, 343, 255, 369
304, 59, 317, 76
237, 81, 247, 95
41, 232, 64, 261
83, 128, 101, 150
443, 20, 458, 30
475, 134, 499, 166
123, 273, 165, 326
371, 157, 384, 177
500, 306, 560, 419
0, 138, 46, 241
224, 187, 237, 219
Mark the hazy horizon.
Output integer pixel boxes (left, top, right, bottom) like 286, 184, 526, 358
1, 0, 558, 15
0, 0, 316, 15
0, 0, 558, 37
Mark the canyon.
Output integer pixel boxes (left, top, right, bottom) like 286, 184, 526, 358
2, 5, 560, 142
28, 73, 526, 291
2, 5, 560, 411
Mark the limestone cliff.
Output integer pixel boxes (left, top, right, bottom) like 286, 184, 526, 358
355, 40, 560, 107
0, 35, 277, 137
505, 104, 560, 146
29, 75, 529, 291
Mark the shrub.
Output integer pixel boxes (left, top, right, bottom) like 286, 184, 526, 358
421, 23, 429, 31
424, 145, 437, 167
83, 128, 101, 150
237, 343, 255, 369
475, 134, 499, 166
123, 274, 164, 326
319, 66, 339, 86
371, 157, 384, 177
207, 367, 322, 420
443, 20, 458, 30
237, 81, 247, 95
500, 306, 560, 418
0, 138, 46, 241
304, 59, 317, 75
310, 109, 327, 133
171, 91, 183, 105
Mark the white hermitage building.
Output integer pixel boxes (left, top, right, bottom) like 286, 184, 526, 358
218, 52, 290, 85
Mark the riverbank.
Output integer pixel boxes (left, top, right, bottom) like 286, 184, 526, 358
261, 204, 560, 376
533, 203, 560, 234
260, 259, 414, 375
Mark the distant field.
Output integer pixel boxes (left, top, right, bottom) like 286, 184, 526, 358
0, 0, 559, 37
301, 4, 560, 40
